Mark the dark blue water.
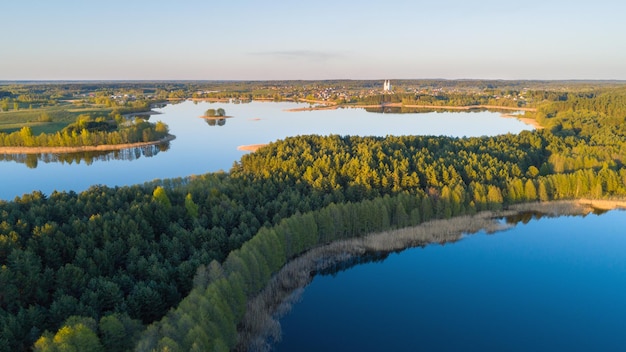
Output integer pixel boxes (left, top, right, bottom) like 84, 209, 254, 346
275, 211, 626, 352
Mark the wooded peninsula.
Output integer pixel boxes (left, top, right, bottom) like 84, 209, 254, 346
1, 80, 626, 351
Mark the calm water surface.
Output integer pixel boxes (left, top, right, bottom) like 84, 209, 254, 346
275, 211, 626, 352
0, 101, 532, 199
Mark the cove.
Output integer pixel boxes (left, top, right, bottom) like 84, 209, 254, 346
0, 101, 533, 200
273, 210, 626, 352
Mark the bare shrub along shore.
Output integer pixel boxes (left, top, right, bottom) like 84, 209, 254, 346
237, 200, 625, 351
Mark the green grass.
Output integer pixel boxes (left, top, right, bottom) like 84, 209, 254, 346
0, 109, 47, 125
0, 121, 72, 135
0, 105, 112, 134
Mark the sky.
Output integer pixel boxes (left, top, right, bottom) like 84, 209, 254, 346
2, 0, 625, 80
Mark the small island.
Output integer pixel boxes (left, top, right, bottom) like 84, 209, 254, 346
198, 107, 232, 120
198, 107, 233, 127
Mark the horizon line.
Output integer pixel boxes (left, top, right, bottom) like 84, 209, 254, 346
2, 78, 626, 83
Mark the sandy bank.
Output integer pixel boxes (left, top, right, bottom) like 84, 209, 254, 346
0, 135, 176, 155
501, 113, 544, 129
237, 144, 268, 152
198, 115, 233, 120
575, 199, 626, 210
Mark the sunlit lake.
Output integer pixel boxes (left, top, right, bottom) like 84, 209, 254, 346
0, 101, 533, 199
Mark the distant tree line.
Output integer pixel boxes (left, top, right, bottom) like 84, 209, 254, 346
352, 92, 525, 108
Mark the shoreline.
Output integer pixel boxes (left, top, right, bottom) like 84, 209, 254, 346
0, 134, 176, 155
190, 98, 231, 102
401, 104, 536, 112
285, 102, 537, 113
237, 143, 268, 152
121, 110, 161, 118
237, 198, 626, 350
501, 113, 544, 129
198, 115, 233, 120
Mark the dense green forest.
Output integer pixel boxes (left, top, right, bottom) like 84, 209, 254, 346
1, 83, 626, 351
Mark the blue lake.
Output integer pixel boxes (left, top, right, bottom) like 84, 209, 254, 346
0, 101, 532, 200
275, 210, 626, 352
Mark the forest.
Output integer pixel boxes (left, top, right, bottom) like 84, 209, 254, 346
1, 82, 626, 351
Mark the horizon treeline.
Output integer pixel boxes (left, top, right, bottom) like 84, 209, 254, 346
1, 85, 626, 351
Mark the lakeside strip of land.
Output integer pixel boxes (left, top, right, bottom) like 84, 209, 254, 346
190, 98, 231, 102
237, 144, 268, 152
237, 198, 626, 350
501, 113, 544, 129
284, 103, 537, 112
0, 134, 176, 155
121, 110, 162, 118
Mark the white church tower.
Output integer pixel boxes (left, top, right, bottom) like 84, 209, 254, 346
383, 80, 392, 91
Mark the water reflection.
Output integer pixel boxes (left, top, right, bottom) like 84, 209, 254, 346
205, 118, 227, 127
504, 208, 610, 224
0, 143, 169, 169
313, 252, 391, 277
503, 211, 548, 224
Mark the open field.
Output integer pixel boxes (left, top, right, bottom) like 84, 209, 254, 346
0, 105, 111, 134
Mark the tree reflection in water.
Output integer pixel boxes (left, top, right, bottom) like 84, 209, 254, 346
205, 118, 226, 127
0, 143, 170, 169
